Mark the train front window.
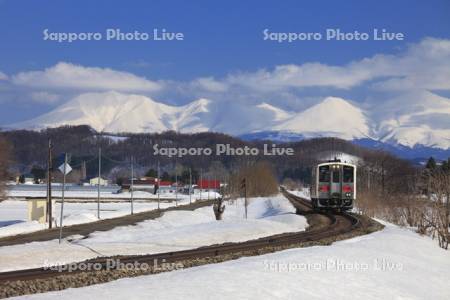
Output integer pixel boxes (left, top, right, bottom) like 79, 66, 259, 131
319, 166, 330, 182
332, 171, 340, 183
343, 166, 354, 183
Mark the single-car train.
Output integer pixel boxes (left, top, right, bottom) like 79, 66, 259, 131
310, 159, 356, 211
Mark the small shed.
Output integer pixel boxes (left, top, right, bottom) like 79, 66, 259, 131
89, 177, 109, 186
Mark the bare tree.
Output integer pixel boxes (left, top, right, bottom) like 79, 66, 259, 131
425, 171, 450, 249
281, 178, 303, 190
0, 137, 12, 202
213, 196, 226, 220
229, 161, 278, 198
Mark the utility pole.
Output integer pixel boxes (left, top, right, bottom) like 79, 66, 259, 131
200, 168, 203, 201
207, 175, 210, 201
189, 167, 192, 204
175, 164, 178, 206
214, 174, 217, 201
157, 161, 160, 210
46, 139, 53, 229
131, 156, 134, 215
59, 153, 67, 244
97, 147, 101, 219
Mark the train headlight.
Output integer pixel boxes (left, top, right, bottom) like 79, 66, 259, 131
345, 192, 351, 197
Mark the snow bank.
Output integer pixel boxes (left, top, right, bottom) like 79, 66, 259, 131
0, 200, 176, 238
0, 195, 307, 272
15, 222, 450, 300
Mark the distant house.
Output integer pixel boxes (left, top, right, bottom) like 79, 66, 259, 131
120, 178, 182, 194
196, 179, 220, 192
89, 177, 109, 186
18, 173, 35, 184
121, 178, 156, 192
157, 181, 175, 194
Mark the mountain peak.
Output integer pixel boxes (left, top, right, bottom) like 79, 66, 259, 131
273, 96, 371, 140
4, 92, 450, 150
257, 102, 291, 121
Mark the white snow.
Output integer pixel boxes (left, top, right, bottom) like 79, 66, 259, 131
12, 221, 450, 300
274, 97, 371, 140
7, 91, 450, 149
257, 102, 293, 121
375, 91, 450, 149
0, 195, 308, 272
286, 188, 310, 200
0, 192, 218, 238
9, 91, 211, 134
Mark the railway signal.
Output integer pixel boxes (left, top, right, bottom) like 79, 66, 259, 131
58, 153, 72, 244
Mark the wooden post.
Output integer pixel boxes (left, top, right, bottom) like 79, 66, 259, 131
46, 139, 52, 229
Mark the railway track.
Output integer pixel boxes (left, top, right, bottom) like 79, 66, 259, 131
0, 190, 375, 298
0, 199, 216, 247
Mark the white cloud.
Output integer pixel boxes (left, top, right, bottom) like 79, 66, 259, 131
201, 38, 450, 93
0, 71, 7, 80
370, 38, 450, 91
226, 63, 371, 91
30, 91, 61, 104
12, 62, 163, 92
190, 77, 228, 92
4, 37, 450, 112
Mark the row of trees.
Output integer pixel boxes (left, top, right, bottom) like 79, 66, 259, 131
0, 137, 12, 202
356, 156, 450, 249
0, 126, 388, 183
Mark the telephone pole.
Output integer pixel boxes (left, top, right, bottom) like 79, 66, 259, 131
189, 167, 192, 204
207, 175, 210, 201
200, 168, 203, 200
157, 161, 160, 210
245, 181, 247, 219
131, 156, 134, 215
214, 174, 217, 201
175, 164, 178, 206
46, 139, 53, 229
97, 147, 101, 219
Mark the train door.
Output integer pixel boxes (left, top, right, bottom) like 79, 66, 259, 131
330, 165, 341, 199
318, 165, 330, 199
342, 165, 355, 200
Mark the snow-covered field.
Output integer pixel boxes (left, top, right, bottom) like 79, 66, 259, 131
13, 221, 450, 300
0, 192, 220, 238
0, 195, 307, 272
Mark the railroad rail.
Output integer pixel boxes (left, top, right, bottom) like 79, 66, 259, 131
0, 199, 216, 247
0, 189, 374, 298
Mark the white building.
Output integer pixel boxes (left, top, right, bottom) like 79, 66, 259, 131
89, 177, 109, 186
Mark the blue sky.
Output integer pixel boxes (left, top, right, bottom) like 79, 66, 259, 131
0, 0, 449, 124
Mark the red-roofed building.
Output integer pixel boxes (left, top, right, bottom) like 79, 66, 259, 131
197, 179, 220, 190
157, 180, 172, 187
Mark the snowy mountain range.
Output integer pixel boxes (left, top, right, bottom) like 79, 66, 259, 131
5, 90, 450, 151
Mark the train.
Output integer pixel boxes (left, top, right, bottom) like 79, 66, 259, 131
310, 159, 356, 211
